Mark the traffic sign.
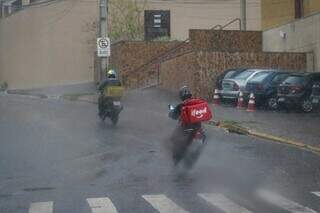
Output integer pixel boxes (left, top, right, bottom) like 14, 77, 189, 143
97, 37, 110, 57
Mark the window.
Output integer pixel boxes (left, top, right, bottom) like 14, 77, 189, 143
271, 73, 289, 85
249, 72, 271, 82
224, 70, 236, 79
283, 75, 307, 85
234, 70, 255, 80
295, 0, 303, 19
312, 74, 320, 81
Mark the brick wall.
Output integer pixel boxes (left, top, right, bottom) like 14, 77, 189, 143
159, 52, 199, 93
190, 30, 262, 52
110, 41, 192, 89
110, 30, 307, 98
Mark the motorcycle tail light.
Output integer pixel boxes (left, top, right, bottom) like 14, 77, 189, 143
290, 86, 303, 94
193, 130, 203, 139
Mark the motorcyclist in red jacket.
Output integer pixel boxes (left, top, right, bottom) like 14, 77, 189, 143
169, 86, 200, 165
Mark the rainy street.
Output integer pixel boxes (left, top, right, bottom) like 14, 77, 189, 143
0, 88, 319, 213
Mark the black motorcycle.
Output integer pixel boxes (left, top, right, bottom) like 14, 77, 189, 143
99, 97, 123, 125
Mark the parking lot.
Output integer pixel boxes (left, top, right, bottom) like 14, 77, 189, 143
216, 68, 320, 113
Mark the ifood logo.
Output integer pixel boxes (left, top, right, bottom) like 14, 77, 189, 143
191, 107, 207, 118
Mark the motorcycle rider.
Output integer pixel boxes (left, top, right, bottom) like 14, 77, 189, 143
169, 86, 201, 165
98, 69, 122, 118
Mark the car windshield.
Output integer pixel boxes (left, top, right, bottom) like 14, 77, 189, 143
282, 76, 308, 85
234, 70, 255, 80
249, 72, 271, 82
224, 70, 236, 79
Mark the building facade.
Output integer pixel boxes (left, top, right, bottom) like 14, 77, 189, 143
261, 0, 320, 30
146, 0, 261, 40
262, 0, 320, 72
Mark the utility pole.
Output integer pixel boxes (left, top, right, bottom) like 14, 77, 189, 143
99, 0, 108, 82
240, 0, 246, 31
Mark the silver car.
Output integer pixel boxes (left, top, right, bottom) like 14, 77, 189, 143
220, 69, 273, 100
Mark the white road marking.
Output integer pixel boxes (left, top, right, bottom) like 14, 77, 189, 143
29, 202, 53, 213
142, 194, 189, 213
198, 193, 253, 213
312, 192, 320, 197
258, 190, 317, 213
87, 197, 118, 213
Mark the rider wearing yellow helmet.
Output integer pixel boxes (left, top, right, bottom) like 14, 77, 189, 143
98, 69, 122, 118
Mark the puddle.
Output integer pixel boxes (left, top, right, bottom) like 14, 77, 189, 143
23, 187, 56, 192
0, 194, 12, 199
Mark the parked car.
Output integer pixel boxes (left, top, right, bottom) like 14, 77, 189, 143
311, 82, 320, 110
277, 72, 320, 112
216, 68, 247, 90
244, 71, 290, 109
220, 69, 273, 101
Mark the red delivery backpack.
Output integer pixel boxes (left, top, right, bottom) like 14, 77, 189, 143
180, 98, 213, 124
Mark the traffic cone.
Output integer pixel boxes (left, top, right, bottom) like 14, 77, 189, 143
237, 91, 245, 109
247, 93, 256, 112
213, 89, 221, 106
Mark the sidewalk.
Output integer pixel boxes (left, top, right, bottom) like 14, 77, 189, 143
211, 104, 320, 149
7, 82, 97, 99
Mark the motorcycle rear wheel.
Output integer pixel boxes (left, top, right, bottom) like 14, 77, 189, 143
110, 113, 119, 125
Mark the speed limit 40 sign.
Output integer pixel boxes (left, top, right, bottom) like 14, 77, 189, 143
97, 37, 110, 57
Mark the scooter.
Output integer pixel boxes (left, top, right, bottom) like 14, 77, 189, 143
168, 101, 209, 169
99, 98, 123, 125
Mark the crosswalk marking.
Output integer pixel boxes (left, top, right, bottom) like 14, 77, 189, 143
142, 194, 189, 213
29, 202, 53, 213
312, 192, 320, 197
198, 193, 253, 213
87, 197, 118, 213
258, 190, 317, 213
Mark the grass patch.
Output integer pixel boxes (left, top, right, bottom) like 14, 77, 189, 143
218, 120, 249, 135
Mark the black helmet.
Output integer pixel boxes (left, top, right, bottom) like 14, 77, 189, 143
179, 86, 192, 101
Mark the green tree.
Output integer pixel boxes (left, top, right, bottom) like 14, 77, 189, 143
109, 0, 146, 41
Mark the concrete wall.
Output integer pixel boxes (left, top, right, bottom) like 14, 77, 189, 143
0, 0, 98, 89
261, 0, 320, 30
304, 0, 320, 16
261, 0, 295, 30
263, 12, 320, 72
147, 0, 261, 40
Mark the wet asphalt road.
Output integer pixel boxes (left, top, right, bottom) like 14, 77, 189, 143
0, 88, 319, 213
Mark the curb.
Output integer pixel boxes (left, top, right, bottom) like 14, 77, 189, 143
206, 120, 320, 155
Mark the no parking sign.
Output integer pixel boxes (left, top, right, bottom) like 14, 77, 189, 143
97, 37, 110, 57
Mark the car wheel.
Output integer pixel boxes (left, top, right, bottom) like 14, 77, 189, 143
301, 99, 313, 113
267, 96, 278, 110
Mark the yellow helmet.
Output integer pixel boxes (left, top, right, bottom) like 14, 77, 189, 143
107, 69, 116, 79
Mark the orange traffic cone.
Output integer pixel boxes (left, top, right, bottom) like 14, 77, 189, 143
247, 93, 256, 112
213, 89, 221, 106
237, 91, 245, 109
